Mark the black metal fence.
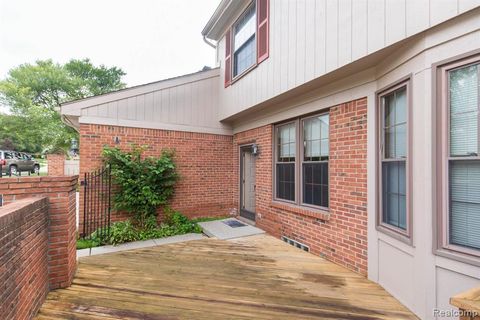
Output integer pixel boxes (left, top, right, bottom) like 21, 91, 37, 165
81, 166, 112, 240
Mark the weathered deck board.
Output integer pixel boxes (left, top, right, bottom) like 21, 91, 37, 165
36, 235, 417, 319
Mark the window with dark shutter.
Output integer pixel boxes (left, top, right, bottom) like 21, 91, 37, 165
257, 0, 269, 63
225, 29, 232, 87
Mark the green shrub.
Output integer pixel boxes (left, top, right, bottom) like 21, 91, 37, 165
102, 145, 179, 227
108, 220, 138, 245
83, 210, 203, 246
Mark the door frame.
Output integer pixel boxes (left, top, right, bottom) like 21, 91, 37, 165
239, 144, 256, 221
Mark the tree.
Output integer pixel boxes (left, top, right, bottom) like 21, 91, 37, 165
0, 59, 126, 152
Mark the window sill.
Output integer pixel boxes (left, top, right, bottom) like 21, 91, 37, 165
270, 201, 330, 221
435, 247, 480, 268
376, 224, 413, 246
231, 63, 257, 85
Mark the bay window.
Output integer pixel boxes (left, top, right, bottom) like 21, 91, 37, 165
435, 51, 480, 261
377, 78, 411, 240
433, 53, 480, 265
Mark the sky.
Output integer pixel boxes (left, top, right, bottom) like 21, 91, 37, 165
0, 0, 219, 87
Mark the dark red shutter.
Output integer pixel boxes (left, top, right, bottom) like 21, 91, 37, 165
224, 29, 232, 87
257, 0, 269, 63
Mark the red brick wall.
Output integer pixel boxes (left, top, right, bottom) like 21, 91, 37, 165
0, 176, 78, 289
0, 198, 49, 320
79, 124, 235, 232
233, 98, 368, 275
47, 153, 66, 176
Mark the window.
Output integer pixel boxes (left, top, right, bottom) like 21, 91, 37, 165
435, 54, 480, 259
448, 63, 480, 250
233, 4, 256, 77
276, 122, 296, 201
302, 114, 329, 208
274, 112, 330, 210
377, 79, 411, 239
4, 152, 14, 159
224, 0, 270, 86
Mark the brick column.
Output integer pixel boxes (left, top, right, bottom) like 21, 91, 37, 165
0, 176, 78, 289
46, 177, 78, 289
47, 153, 66, 176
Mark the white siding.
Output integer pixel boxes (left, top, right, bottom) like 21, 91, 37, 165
218, 0, 480, 120
79, 73, 231, 135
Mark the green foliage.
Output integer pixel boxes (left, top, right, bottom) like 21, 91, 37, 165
81, 210, 203, 247
107, 220, 138, 245
76, 238, 101, 250
102, 146, 179, 226
0, 59, 126, 152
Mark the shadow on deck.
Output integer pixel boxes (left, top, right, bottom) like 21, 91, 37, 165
36, 235, 417, 320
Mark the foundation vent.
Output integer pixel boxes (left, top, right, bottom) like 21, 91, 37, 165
281, 236, 309, 252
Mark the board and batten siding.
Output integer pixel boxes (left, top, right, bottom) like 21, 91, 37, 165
79, 70, 232, 135
217, 0, 480, 120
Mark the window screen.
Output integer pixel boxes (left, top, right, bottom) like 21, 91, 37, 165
302, 115, 329, 207
381, 86, 408, 230
448, 63, 480, 250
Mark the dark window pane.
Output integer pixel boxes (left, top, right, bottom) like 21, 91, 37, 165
382, 161, 407, 230
277, 163, 295, 201
449, 160, 480, 249
302, 163, 328, 207
233, 36, 256, 76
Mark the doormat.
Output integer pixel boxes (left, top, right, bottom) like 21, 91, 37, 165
222, 220, 247, 228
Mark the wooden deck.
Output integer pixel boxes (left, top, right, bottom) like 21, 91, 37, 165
36, 235, 417, 320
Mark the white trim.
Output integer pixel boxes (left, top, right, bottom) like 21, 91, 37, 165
79, 116, 233, 136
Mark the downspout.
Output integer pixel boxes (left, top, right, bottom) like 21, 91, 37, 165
203, 35, 217, 49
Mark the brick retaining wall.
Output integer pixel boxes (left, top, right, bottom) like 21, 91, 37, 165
0, 176, 78, 289
0, 198, 49, 320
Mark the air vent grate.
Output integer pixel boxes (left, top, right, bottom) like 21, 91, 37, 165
281, 236, 309, 252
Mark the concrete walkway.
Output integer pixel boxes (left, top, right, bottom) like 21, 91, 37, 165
77, 233, 205, 258
198, 218, 265, 240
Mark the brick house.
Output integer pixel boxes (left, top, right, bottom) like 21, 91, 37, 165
61, 1, 480, 319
